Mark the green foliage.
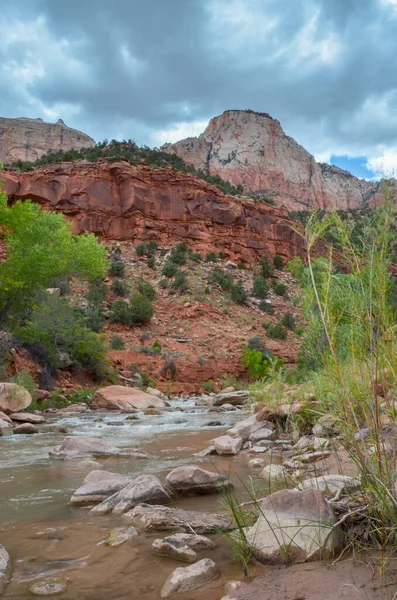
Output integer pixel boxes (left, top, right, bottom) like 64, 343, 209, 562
205, 251, 218, 263
273, 255, 284, 269
281, 312, 296, 331
170, 270, 189, 293
259, 257, 274, 279
259, 301, 274, 315
237, 262, 246, 270
169, 244, 187, 265
110, 335, 125, 350
0, 189, 106, 316
137, 279, 156, 301
109, 293, 153, 326
108, 260, 125, 277
111, 278, 129, 297
272, 281, 288, 296
9, 369, 37, 396
152, 339, 162, 353
286, 256, 305, 282
17, 293, 108, 378
109, 300, 132, 325
203, 380, 214, 393
218, 251, 226, 260
242, 348, 272, 380
230, 281, 248, 304
136, 240, 158, 258
162, 260, 178, 277
266, 322, 288, 340
252, 276, 269, 299
189, 251, 202, 263
147, 257, 156, 269
135, 243, 146, 257
208, 267, 234, 292
84, 278, 108, 332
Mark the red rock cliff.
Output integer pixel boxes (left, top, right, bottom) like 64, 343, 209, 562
1, 160, 304, 263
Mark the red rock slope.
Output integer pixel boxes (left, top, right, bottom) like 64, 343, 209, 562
2, 160, 304, 263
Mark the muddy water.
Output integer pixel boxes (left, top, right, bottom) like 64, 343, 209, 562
0, 401, 267, 599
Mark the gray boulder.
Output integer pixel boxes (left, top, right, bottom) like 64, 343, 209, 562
152, 538, 197, 563
214, 435, 243, 455
70, 470, 132, 506
91, 475, 172, 515
10, 412, 45, 424
165, 465, 232, 495
227, 415, 265, 440
160, 559, 219, 598
213, 391, 249, 406
0, 383, 32, 413
13, 423, 37, 434
125, 504, 234, 533
163, 533, 215, 550
0, 545, 11, 594
249, 428, 276, 443
102, 526, 138, 547
296, 475, 360, 494
49, 436, 149, 459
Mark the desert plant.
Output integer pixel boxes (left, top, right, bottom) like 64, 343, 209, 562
147, 256, 156, 269
108, 260, 125, 277
231, 281, 248, 304
208, 267, 234, 292
111, 279, 129, 297
110, 335, 125, 350
272, 281, 288, 296
259, 301, 275, 315
129, 293, 153, 324
170, 270, 189, 293
267, 322, 287, 340
273, 255, 284, 269
281, 312, 296, 331
137, 279, 156, 301
259, 257, 274, 278
162, 261, 178, 278
252, 276, 269, 299
205, 251, 218, 263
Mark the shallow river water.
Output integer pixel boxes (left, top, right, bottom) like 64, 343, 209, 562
0, 401, 267, 599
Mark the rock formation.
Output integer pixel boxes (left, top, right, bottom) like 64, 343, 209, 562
1, 161, 305, 263
0, 117, 95, 164
162, 109, 396, 211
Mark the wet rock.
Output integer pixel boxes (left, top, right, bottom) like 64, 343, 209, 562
125, 414, 139, 421
214, 435, 243, 455
195, 397, 214, 408
58, 403, 89, 414
248, 458, 265, 468
29, 579, 68, 595
145, 409, 161, 416
0, 545, 11, 594
103, 526, 138, 547
222, 404, 236, 411
13, 423, 37, 434
260, 464, 288, 482
245, 489, 339, 563
91, 475, 172, 515
166, 533, 216, 550
70, 470, 132, 506
165, 465, 232, 495
227, 415, 265, 440
160, 558, 219, 597
296, 475, 361, 494
206, 420, 224, 427
0, 382, 32, 413
194, 444, 216, 458
146, 387, 166, 399
249, 446, 268, 454
125, 504, 234, 533
49, 436, 149, 460
0, 411, 13, 424
0, 418, 11, 429
213, 390, 249, 406
249, 428, 276, 443
10, 412, 46, 424
152, 538, 197, 563
92, 385, 165, 411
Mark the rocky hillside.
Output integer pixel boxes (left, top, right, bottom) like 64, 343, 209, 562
162, 109, 396, 211
0, 117, 95, 164
2, 161, 304, 264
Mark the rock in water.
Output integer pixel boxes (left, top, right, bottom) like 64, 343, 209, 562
90, 475, 172, 515
125, 504, 234, 533
29, 579, 68, 596
70, 470, 132, 505
10, 412, 46, 424
260, 464, 288, 482
0, 545, 11, 594
214, 435, 243, 455
165, 465, 232, 495
213, 391, 249, 406
245, 488, 339, 563
103, 526, 138, 548
160, 558, 219, 597
152, 538, 197, 563
296, 475, 361, 494
13, 423, 37, 434
159, 533, 215, 550
49, 436, 149, 459
227, 415, 267, 440
0, 383, 32, 413
92, 385, 166, 411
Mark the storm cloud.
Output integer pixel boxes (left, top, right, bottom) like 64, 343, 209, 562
1, 0, 397, 176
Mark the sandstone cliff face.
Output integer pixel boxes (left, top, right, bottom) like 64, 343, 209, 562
1, 161, 304, 263
162, 110, 394, 211
0, 117, 95, 164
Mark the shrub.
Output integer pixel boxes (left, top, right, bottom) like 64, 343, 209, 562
272, 281, 288, 296
109, 300, 131, 325
137, 279, 156, 301
171, 270, 189, 293
281, 312, 296, 331
273, 255, 284, 269
189, 252, 202, 263
247, 336, 272, 359
135, 243, 146, 257
230, 281, 248, 304
252, 276, 269, 299
152, 339, 162, 353
169, 244, 187, 265
203, 380, 213, 393
259, 257, 274, 278
259, 301, 275, 315
10, 369, 37, 396
111, 279, 129, 297
85, 278, 108, 332
129, 293, 153, 324
205, 251, 218, 263
147, 257, 155, 269
219, 251, 226, 260
110, 335, 125, 350
267, 322, 287, 340
147, 240, 159, 256
108, 260, 125, 277
242, 348, 271, 380
237, 262, 246, 270
208, 267, 234, 292
162, 261, 178, 277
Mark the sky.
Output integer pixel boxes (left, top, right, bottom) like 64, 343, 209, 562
2, 0, 397, 180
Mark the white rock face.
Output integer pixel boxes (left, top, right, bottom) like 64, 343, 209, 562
160, 558, 219, 598
245, 488, 339, 563
90, 475, 172, 515
70, 470, 132, 505
214, 435, 243, 455
260, 464, 288, 482
162, 109, 394, 211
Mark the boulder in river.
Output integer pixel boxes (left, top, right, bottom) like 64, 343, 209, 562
70, 470, 132, 505
103, 526, 138, 547
0, 545, 11, 594
125, 503, 234, 533
152, 537, 197, 563
13, 423, 38, 434
29, 579, 68, 596
91, 475, 172, 515
214, 435, 243, 455
161, 533, 215, 550
160, 558, 219, 598
165, 465, 232, 495
92, 385, 165, 410
213, 391, 249, 406
227, 415, 266, 441
296, 475, 361, 494
10, 412, 46, 424
0, 383, 31, 413
249, 428, 275, 443
245, 488, 339, 563
49, 436, 149, 459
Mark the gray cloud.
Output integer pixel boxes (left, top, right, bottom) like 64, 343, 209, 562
1, 0, 397, 167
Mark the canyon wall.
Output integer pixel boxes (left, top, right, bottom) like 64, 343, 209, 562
0, 117, 95, 164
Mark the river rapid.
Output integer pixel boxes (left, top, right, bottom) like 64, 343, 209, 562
0, 400, 266, 599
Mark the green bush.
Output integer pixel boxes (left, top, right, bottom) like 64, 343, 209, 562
205, 251, 218, 263
242, 348, 271, 380
219, 251, 226, 260
259, 257, 274, 278
281, 312, 296, 331
135, 240, 158, 258
162, 261, 178, 277
273, 255, 284, 269
108, 260, 125, 277
111, 279, 129, 297
135, 243, 146, 257
267, 322, 287, 340
10, 369, 37, 396
137, 279, 156, 301
171, 270, 189, 293
208, 267, 234, 292
129, 293, 153, 324
147, 257, 156, 269
110, 335, 125, 350
109, 300, 131, 325
259, 301, 275, 315
272, 281, 288, 296
189, 252, 202, 263
230, 281, 248, 304
169, 244, 187, 265
203, 380, 213, 393
152, 339, 162, 353
85, 278, 108, 332
237, 262, 246, 270
252, 276, 269, 299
